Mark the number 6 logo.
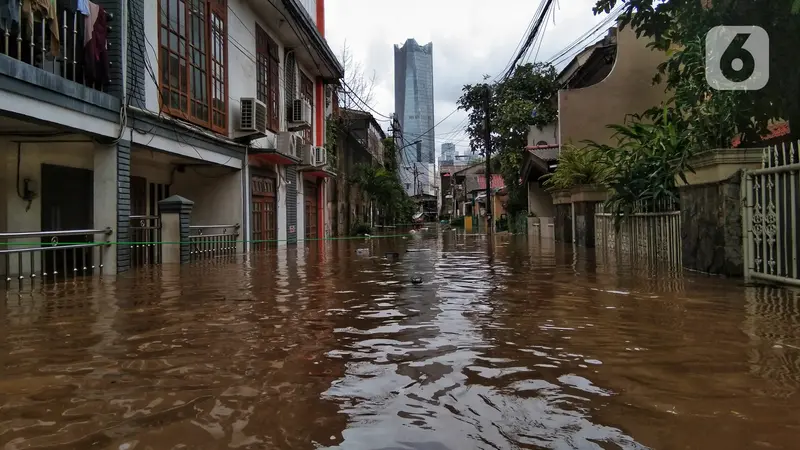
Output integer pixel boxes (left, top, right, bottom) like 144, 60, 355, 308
705, 25, 769, 91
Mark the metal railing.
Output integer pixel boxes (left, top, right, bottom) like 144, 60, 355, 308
595, 200, 682, 267
0, 1, 113, 91
742, 142, 800, 286
189, 224, 240, 261
129, 215, 161, 267
0, 228, 112, 289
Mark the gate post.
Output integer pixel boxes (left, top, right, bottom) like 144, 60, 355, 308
741, 169, 752, 282
158, 195, 194, 264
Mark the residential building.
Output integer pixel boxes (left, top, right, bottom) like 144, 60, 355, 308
329, 108, 386, 235
0, 0, 342, 282
522, 25, 668, 233
394, 38, 434, 196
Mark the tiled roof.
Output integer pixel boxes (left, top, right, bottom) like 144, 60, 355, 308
477, 174, 504, 190
525, 144, 560, 162
731, 122, 790, 148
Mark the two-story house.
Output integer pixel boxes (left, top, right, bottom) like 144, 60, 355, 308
0, 0, 342, 283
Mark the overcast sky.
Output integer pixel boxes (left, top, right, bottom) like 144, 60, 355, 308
325, 0, 617, 160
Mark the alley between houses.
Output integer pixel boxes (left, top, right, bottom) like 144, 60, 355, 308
1, 231, 799, 450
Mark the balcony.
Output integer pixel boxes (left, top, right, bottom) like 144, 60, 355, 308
0, 1, 118, 114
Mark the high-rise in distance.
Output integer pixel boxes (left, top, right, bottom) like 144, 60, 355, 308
394, 38, 435, 196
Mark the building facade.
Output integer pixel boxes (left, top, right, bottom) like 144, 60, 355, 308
440, 142, 456, 164
394, 38, 434, 196
0, 0, 342, 283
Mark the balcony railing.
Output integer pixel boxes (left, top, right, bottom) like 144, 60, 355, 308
0, 1, 113, 91
0, 228, 113, 290
189, 224, 240, 261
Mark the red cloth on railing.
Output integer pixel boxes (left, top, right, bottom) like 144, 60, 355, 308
83, 1, 109, 86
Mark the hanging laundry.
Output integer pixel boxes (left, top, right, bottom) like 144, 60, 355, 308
77, 0, 88, 15
22, 0, 60, 56
0, 0, 21, 30
84, 1, 109, 86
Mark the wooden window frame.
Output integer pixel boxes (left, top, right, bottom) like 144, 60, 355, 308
158, 0, 229, 135
300, 72, 313, 144
256, 24, 280, 132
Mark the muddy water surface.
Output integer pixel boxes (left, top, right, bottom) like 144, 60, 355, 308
1, 232, 800, 449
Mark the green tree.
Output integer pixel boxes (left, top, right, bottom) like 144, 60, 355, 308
456, 63, 560, 214
592, 0, 800, 143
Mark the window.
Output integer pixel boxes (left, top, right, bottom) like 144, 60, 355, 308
300, 73, 313, 144
256, 25, 280, 132
159, 0, 228, 134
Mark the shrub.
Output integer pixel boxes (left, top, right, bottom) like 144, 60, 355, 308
539, 144, 611, 191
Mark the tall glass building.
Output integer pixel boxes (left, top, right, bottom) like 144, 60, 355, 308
394, 38, 434, 196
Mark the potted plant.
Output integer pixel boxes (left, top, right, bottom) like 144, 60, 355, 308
540, 144, 611, 202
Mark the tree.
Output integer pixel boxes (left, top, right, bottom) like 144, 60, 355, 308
336, 41, 378, 133
456, 63, 560, 214
348, 138, 415, 226
592, 0, 800, 143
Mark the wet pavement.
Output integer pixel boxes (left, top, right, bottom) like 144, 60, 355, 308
1, 231, 800, 449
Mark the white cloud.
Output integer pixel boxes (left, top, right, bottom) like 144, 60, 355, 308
325, 0, 616, 157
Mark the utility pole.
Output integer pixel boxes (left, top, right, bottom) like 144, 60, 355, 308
483, 84, 493, 234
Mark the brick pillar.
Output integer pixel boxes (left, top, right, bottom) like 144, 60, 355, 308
570, 185, 607, 248
158, 195, 193, 264
552, 189, 572, 243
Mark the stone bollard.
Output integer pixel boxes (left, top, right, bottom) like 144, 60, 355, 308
570, 185, 607, 248
552, 189, 572, 243
158, 195, 194, 264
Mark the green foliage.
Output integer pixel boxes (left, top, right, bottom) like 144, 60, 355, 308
350, 161, 414, 225
350, 222, 373, 236
591, 0, 800, 143
585, 105, 695, 226
457, 63, 560, 215
540, 145, 612, 191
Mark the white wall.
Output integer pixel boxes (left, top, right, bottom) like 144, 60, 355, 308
0, 141, 118, 275
298, 0, 318, 24
297, 183, 305, 241
527, 124, 558, 146
131, 149, 245, 252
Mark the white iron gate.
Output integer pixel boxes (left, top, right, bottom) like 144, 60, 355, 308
742, 143, 800, 286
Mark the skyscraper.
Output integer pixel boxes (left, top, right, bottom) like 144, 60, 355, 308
394, 38, 434, 196
440, 142, 456, 163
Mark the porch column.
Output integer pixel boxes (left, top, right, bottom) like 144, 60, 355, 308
158, 195, 194, 264
552, 189, 572, 243
93, 140, 131, 274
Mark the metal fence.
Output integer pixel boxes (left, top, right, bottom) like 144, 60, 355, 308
0, 228, 113, 290
129, 215, 161, 267
595, 200, 682, 267
189, 224, 240, 261
742, 143, 800, 286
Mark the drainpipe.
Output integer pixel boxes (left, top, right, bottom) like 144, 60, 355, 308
315, 0, 326, 240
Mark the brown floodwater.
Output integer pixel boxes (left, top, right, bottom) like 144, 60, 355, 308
1, 231, 800, 450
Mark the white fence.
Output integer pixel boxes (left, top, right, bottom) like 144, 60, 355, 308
594, 200, 682, 267
742, 143, 800, 286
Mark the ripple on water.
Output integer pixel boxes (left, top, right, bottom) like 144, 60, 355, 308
0, 236, 799, 449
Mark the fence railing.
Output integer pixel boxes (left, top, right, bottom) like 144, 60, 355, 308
742, 143, 800, 286
189, 224, 240, 261
0, 228, 112, 289
129, 215, 161, 267
595, 200, 682, 267
0, 1, 113, 91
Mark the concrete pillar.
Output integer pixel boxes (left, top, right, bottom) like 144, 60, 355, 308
552, 189, 572, 243
158, 195, 193, 264
570, 185, 607, 248
93, 140, 130, 274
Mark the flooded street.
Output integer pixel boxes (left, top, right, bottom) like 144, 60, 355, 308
1, 232, 800, 450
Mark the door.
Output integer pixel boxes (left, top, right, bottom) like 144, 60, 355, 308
304, 181, 317, 240
252, 176, 277, 251
130, 176, 148, 266
40, 164, 93, 279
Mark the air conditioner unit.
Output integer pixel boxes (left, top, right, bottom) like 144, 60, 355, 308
239, 97, 267, 133
300, 142, 313, 165
276, 131, 297, 158
291, 98, 312, 125
313, 146, 327, 166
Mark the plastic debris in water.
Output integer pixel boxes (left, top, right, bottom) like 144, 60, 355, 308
356, 248, 369, 256
411, 276, 423, 284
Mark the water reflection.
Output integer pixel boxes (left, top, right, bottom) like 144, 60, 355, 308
0, 232, 799, 449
